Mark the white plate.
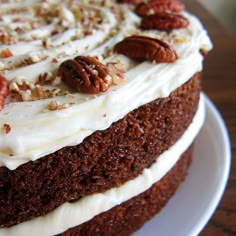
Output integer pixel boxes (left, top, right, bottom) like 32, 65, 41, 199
135, 94, 231, 236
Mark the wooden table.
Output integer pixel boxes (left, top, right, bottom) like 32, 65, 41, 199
182, 1, 236, 235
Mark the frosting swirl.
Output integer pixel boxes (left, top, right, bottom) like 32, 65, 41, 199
0, 0, 212, 169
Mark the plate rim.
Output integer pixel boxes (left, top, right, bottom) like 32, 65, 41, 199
135, 94, 231, 236
190, 94, 231, 236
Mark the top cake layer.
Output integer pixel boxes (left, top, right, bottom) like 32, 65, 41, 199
0, 0, 212, 169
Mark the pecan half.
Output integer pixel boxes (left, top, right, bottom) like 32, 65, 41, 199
141, 12, 189, 30
0, 75, 9, 111
114, 35, 178, 63
59, 56, 112, 94
136, 0, 185, 16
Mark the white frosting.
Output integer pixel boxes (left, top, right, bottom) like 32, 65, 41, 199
0, 0, 212, 169
0, 94, 205, 236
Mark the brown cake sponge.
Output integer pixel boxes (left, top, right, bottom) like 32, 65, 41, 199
59, 145, 193, 236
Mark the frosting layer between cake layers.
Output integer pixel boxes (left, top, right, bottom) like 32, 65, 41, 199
0, 93, 205, 236
0, 0, 212, 170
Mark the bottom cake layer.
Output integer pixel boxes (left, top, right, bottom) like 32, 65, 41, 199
60, 145, 193, 236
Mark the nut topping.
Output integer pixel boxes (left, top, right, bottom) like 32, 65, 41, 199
114, 35, 178, 63
8, 75, 68, 102
0, 75, 9, 111
59, 56, 112, 94
3, 124, 11, 134
136, 0, 185, 16
48, 101, 75, 111
9, 77, 30, 93
141, 12, 189, 31
200, 49, 208, 58
107, 62, 126, 85
1, 48, 13, 58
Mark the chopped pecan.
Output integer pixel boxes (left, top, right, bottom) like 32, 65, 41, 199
141, 12, 189, 31
114, 35, 178, 63
107, 62, 126, 85
9, 77, 30, 92
0, 75, 9, 111
48, 101, 59, 111
59, 56, 112, 94
1, 48, 13, 58
9, 77, 48, 102
200, 49, 208, 58
48, 101, 74, 111
3, 124, 11, 134
136, 0, 185, 16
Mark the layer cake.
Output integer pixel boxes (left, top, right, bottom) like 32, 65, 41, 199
0, 0, 212, 235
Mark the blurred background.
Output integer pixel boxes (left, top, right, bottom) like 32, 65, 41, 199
199, 0, 236, 36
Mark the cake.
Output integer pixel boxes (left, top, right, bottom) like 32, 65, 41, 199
0, 0, 212, 235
